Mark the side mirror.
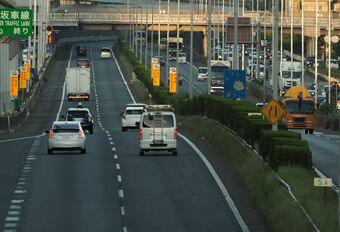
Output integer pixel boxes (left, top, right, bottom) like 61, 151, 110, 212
60, 115, 65, 119
135, 122, 140, 127
44, 130, 50, 134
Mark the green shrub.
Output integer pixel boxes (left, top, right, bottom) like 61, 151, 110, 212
270, 145, 312, 171
243, 119, 272, 146
259, 130, 301, 160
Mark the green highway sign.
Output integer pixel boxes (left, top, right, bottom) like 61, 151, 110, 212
0, 8, 33, 37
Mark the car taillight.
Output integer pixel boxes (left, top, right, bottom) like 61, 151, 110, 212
49, 130, 53, 139
139, 129, 143, 142
79, 130, 85, 139
174, 128, 177, 140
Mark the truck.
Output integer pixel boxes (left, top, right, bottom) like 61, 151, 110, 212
66, 67, 91, 101
281, 86, 316, 134
210, 60, 231, 95
280, 61, 302, 90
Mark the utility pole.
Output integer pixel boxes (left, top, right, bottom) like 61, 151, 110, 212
208, 0, 212, 94
189, 0, 194, 98
158, 0, 161, 59
151, 4, 154, 59
145, 2, 148, 70
315, 0, 318, 105
166, 0, 170, 85
290, 0, 294, 85
222, 0, 225, 61
328, 0, 331, 104
232, 0, 238, 69
302, 0, 305, 86
139, 0, 143, 64
280, 0, 283, 84
250, 0, 254, 80
257, 23, 260, 86
176, 0, 180, 95
272, 0, 279, 131
33, 0, 37, 70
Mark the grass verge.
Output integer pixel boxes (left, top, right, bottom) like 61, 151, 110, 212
278, 167, 338, 231
179, 115, 315, 232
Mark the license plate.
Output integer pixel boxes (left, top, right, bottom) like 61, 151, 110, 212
153, 140, 164, 144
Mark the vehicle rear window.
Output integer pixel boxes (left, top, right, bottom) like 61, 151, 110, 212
142, 114, 174, 128
53, 124, 80, 132
67, 111, 88, 118
126, 109, 143, 115
101, 48, 110, 52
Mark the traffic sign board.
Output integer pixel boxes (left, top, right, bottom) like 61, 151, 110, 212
169, 67, 177, 93
24, 61, 30, 80
0, 8, 33, 37
261, 99, 285, 124
19, 67, 27, 89
152, 63, 160, 86
314, 178, 332, 187
10, 71, 19, 97
224, 70, 246, 99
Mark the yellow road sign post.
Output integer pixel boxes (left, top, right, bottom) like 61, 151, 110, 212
261, 99, 285, 124
151, 57, 159, 80
19, 67, 27, 89
24, 61, 31, 80
10, 71, 19, 97
152, 63, 160, 86
169, 67, 177, 93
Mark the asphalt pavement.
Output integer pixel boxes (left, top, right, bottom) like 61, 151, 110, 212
0, 41, 246, 232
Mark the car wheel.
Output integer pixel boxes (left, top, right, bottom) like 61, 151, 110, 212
48, 149, 53, 154
81, 148, 86, 154
89, 127, 94, 134
304, 129, 309, 134
139, 150, 144, 156
122, 127, 127, 132
172, 150, 178, 156
309, 129, 314, 134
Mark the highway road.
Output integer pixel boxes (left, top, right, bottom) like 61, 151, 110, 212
0, 41, 251, 231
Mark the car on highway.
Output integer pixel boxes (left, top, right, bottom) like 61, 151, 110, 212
63, 107, 94, 134
178, 72, 184, 85
154, 56, 166, 66
100, 47, 111, 59
178, 52, 187, 63
121, 104, 146, 131
76, 46, 87, 57
46, 121, 86, 154
197, 67, 208, 81
77, 58, 90, 68
137, 105, 177, 156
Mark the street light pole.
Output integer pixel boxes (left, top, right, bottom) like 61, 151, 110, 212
302, 0, 305, 86
176, 0, 180, 93
139, 0, 143, 64
272, 0, 279, 131
166, 0, 170, 85
328, 0, 331, 104
232, 0, 238, 69
315, 0, 318, 105
208, 0, 212, 94
290, 0, 294, 84
145, 2, 148, 70
158, 0, 161, 59
151, 4, 154, 59
189, 0, 194, 98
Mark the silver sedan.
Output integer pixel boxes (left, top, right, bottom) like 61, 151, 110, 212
47, 121, 86, 154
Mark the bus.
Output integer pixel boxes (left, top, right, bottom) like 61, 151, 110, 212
159, 37, 184, 52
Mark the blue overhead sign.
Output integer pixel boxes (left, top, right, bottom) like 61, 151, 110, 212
224, 70, 246, 99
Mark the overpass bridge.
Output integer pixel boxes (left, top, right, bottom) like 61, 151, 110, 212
49, 10, 340, 56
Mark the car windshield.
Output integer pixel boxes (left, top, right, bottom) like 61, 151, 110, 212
198, 68, 207, 74
101, 48, 110, 52
67, 111, 88, 118
142, 114, 174, 128
285, 100, 315, 114
126, 109, 143, 115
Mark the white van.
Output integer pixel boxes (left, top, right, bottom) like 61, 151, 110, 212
138, 105, 177, 156
178, 52, 187, 63
121, 104, 146, 131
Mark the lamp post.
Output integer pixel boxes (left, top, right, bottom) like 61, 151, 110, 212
189, 0, 194, 98
145, 2, 148, 70
290, 0, 294, 84
302, 0, 305, 86
315, 0, 318, 105
166, 0, 170, 85
208, 0, 212, 94
272, 0, 279, 131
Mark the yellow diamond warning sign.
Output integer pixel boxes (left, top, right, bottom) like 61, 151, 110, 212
261, 99, 285, 124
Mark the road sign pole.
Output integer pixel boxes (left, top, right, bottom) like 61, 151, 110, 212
233, 0, 239, 69
189, 0, 194, 99
207, 0, 212, 94
272, 0, 279, 131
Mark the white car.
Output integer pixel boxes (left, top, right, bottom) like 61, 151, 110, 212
121, 104, 146, 131
178, 52, 187, 63
138, 105, 177, 156
100, 47, 111, 59
197, 67, 208, 81
47, 121, 86, 154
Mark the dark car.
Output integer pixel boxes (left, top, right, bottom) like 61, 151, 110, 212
64, 107, 94, 134
77, 46, 87, 57
154, 56, 166, 66
77, 58, 90, 68
178, 73, 184, 85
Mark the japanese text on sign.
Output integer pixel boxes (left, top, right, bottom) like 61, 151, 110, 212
0, 9, 33, 36
152, 64, 160, 87
10, 71, 19, 97
169, 67, 177, 93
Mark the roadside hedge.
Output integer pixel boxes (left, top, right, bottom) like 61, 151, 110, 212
116, 37, 313, 172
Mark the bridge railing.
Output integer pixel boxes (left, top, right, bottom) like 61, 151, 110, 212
49, 13, 340, 28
